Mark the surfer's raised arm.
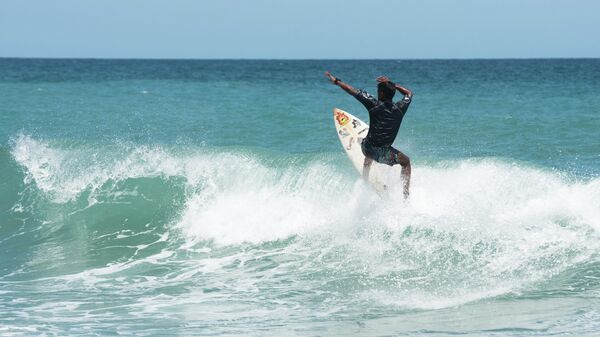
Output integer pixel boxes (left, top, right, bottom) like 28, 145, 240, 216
325, 71, 358, 96
377, 76, 412, 99
394, 83, 412, 99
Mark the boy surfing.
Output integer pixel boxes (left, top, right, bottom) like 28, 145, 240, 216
325, 71, 413, 198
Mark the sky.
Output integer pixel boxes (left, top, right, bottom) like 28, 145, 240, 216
1, 0, 599, 59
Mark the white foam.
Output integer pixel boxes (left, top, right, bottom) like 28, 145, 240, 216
176, 163, 360, 245
11, 134, 200, 202
10, 135, 600, 309
174, 156, 600, 308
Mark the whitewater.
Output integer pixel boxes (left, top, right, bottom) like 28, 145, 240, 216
2, 133, 599, 335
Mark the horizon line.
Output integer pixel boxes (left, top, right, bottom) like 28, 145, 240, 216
1, 56, 599, 61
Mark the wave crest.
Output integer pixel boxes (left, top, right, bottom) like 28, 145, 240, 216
6, 134, 600, 309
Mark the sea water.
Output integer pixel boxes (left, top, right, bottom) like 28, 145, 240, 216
1, 58, 600, 336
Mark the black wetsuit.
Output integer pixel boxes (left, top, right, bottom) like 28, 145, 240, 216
353, 89, 412, 165
353, 89, 412, 146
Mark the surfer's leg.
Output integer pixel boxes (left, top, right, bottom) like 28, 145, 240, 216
363, 156, 373, 180
360, 139, 375, 181
392, 149, 411, 199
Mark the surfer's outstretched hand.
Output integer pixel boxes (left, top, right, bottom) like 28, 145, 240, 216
325, 71, 337, 84
325, 72, 357, 95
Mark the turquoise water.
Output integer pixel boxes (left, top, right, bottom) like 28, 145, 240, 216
1, 58, 600, 336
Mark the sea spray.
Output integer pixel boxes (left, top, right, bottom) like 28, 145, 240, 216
4, 136, 599, 308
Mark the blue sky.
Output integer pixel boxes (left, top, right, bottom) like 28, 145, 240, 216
1, 0, 599, 59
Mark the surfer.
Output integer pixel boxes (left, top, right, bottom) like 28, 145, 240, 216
325, 71, 413, 198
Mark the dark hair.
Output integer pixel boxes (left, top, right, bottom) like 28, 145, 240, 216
377, 81, 396, 100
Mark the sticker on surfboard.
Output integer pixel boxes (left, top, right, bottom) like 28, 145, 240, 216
333, 108, 387, 194
335, 111, 350, 126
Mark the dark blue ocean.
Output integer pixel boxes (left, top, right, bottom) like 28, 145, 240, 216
1, 58, 600, 336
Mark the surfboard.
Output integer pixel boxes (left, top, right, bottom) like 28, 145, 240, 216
333, 108, 387, 193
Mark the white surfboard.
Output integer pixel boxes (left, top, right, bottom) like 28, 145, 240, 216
333, 108, 387, 193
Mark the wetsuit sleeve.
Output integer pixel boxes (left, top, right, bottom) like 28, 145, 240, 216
352, 89, 378, 110
395, 93, 413, 114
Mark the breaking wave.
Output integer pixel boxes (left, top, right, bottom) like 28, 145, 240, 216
2, 134, 600, 314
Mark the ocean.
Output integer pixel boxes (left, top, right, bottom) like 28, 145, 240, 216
1, 58, 599, 336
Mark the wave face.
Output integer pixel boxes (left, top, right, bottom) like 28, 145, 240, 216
2, 134, 600, 335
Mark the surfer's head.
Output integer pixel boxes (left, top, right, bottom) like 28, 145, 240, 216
377, 81, 396, 100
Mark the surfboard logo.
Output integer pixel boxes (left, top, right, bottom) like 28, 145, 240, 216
335, 111, 350, 126
338, 128, 350, 137
352, 119, 360, 128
